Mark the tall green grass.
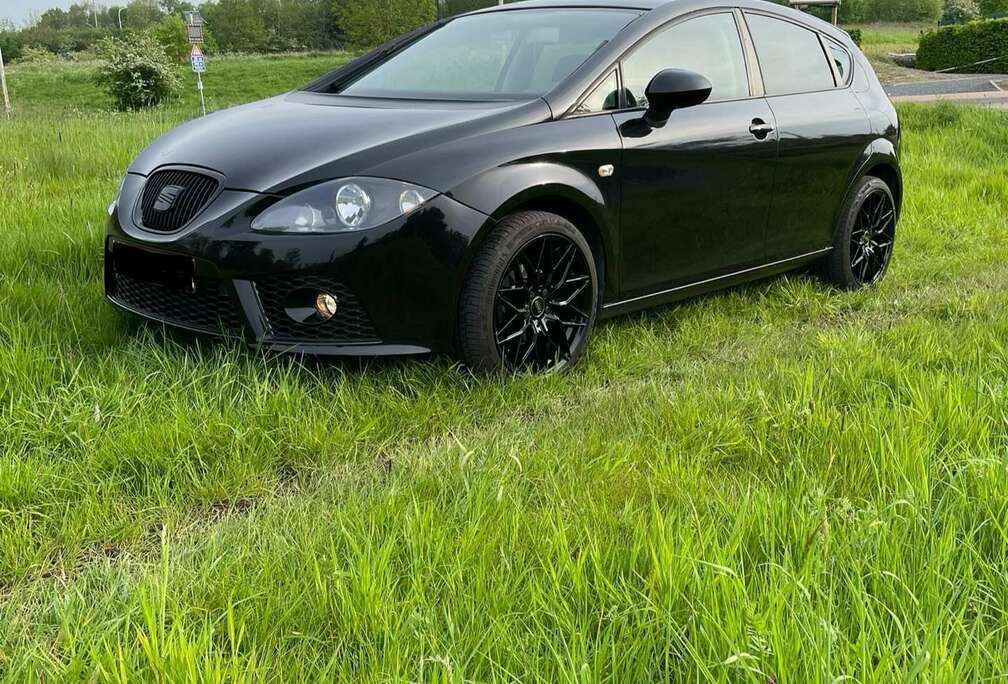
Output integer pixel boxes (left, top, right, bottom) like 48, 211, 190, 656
0, 58, 1006, 681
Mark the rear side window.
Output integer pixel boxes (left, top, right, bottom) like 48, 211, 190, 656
745, 13, 835, 95
621, 12, 750, 107
826, 38, 852, 84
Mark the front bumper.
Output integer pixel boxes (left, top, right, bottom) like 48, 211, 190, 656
105, 175, 491, 355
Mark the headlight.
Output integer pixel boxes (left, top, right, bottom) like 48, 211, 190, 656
251, 177, 438, 233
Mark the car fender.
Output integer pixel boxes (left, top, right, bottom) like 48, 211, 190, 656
833, 137, 902, 237
449, 160, 619, 295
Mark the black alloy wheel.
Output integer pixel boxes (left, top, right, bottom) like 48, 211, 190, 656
849, 187, 896, 285
458, 211, 599, 372
494, 233, 594, 371
819, 176, 897, 290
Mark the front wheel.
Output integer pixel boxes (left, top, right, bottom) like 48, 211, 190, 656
457, 211, 598, 372
818, 176, 897, 289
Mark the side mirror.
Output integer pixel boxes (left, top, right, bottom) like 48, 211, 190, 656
643, 69, 713, 128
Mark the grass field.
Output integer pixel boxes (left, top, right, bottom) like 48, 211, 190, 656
2, 55, 1008, 681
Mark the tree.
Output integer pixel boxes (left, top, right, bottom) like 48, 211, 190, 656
340, 0, 435, 49
980, 0, 1008, 15
201, 0, 268, 52
0, 28, 24, 61
863, 0, 943, 21
270, 0, 336, 51
150, 13, 189, 61
941, 0, 981, 24
162, 0, 197, 14
124, 0, 164, 30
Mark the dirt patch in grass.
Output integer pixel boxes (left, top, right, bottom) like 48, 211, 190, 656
867, 54, 956, 86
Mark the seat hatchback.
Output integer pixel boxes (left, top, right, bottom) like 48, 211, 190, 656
106, 0, 900, 372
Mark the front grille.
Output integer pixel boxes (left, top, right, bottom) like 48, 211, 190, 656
139, 169, 220, 233
110, 271, 243, 336
255, 274, 379, 344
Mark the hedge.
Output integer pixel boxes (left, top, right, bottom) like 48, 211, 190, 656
916, 17, 1008, 72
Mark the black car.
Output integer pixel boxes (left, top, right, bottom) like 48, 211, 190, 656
105, 0, 900, 372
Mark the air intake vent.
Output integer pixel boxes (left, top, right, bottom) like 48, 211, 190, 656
255, 274, 380, 344
139, 169, 220, 233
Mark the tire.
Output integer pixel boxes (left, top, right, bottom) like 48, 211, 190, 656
457, 211, 599, 372
818, 176, 897, 290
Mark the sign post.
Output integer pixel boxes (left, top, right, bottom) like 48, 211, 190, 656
185, 12, 207, 116
0, 46, 10, 118
191, 44, 206, 116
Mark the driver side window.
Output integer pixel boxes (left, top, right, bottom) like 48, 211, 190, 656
621, 12, 750, 108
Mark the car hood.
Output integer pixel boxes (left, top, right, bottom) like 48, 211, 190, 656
128, 91, 552, 194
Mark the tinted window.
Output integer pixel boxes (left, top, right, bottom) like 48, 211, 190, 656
573, 71, 620, 114
746, 14, 835, 95
341, 9, 640, 100
622, 13, 749, 107
827, 39, 852, 83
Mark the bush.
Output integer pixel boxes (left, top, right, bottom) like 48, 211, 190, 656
916, 17, 1008, 72
340, 0, 436, 50
95, 33, 181, 110
71, 46, 100, 62
942, 0, 981, 23
17, 45, 57, 63
846, 28, 863, 47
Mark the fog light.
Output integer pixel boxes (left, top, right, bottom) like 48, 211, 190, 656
315, 292, 338, 320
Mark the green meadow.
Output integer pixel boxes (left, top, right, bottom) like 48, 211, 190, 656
1, 53, 1007, 681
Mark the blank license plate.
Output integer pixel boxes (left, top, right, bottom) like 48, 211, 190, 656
112, 242, 196, 293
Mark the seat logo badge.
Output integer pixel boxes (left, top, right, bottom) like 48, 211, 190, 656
153, 185, 186, 212
598, 164, 614, 178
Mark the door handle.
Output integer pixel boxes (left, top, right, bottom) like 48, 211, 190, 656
749, 119, 775, 139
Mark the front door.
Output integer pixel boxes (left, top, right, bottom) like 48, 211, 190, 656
614, 11, 778, 298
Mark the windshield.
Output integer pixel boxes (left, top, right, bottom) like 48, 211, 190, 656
340, 9, 641, 101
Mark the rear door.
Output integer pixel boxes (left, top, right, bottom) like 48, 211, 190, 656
614, 10, 778, 298
741, 11, 873, 260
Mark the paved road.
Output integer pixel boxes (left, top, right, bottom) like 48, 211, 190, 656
885, 75, 1008, 97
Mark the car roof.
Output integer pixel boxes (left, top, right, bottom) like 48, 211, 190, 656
467, 0, 669, 13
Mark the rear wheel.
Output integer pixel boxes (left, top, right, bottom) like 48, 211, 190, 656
818, 176, 896, 289
457, 211, 598, 372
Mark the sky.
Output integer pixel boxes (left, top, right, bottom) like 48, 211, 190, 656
2, 0, 80, 26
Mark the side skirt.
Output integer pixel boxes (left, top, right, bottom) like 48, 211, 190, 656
599, 247, 832, 319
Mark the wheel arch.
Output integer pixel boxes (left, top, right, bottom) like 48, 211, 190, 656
833, 138, 902, 241
455, 164, 619, 302
862, 162, 902, 217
